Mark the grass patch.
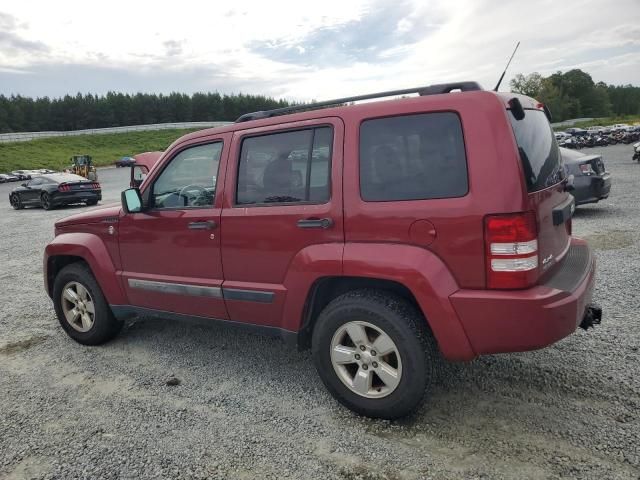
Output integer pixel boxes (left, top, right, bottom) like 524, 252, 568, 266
553, 115, 640, 131
0, 128, 199, 172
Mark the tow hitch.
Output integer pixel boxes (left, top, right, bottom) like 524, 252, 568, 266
580, 303, 602, 330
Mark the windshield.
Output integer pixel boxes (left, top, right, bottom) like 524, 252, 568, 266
509, 109, 563, 192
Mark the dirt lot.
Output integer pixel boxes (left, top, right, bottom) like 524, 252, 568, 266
0, 145, 639, 480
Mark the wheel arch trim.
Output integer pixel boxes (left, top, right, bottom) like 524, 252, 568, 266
44, 233, 126, 304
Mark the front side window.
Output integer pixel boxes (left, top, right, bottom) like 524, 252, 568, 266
152, 142, 222, 209
360, 112, 468, 202
237, 127, 332, 205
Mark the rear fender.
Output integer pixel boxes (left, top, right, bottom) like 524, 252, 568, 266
343, 243, 475, 361
280, 243, 344, 332
44, 232, 125, 304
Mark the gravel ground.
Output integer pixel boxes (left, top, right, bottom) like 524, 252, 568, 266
0, 145, 639, 480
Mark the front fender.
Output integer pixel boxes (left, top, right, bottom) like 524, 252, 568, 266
343, 243, 475, 361
44, 232, 126, 305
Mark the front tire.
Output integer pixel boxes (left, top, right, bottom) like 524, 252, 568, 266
312, 289, 440, 419
10, 193, 23, 210
52, 263, 123, 345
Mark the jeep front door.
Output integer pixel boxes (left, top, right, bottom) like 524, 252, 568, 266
118, 136, 229, 319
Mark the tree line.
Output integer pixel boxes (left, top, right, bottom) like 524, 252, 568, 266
0, 92, 292, 133
510, 69, 640, 122
1, 69, 638, 132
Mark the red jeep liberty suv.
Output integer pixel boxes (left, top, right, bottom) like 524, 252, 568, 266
44, 82, 602, 419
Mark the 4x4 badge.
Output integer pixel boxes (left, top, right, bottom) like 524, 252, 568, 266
108, 226, 115, 235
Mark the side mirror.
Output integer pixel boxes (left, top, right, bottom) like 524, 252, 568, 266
121, 188, 143, 214
131, 164, 149, 188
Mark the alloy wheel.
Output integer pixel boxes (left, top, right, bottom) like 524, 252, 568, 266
330, 321, 402, 399
61, 281, 96, 332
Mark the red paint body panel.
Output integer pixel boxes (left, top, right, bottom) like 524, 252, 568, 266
116, 132, 231, 319
343, 243, 475, 361
45, 232, 126, 305
451, 238, 594, 355
219, 118, 345, 327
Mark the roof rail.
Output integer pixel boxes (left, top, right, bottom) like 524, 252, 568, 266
235, 81, 482, 123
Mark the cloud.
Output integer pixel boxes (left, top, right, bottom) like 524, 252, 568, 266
0, 0, 638, 100
163, 40, 183, 57
0, 12, 49, 56
0, 62, 286, 98
248, 0, 442, 67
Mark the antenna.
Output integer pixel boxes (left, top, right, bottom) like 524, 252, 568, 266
493, 41, 520, 92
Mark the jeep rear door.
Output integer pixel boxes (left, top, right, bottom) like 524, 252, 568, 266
220, 118, 344, 328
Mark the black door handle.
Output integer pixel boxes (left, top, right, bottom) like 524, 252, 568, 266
188, 220, 217, 230
297, 218, 333, 229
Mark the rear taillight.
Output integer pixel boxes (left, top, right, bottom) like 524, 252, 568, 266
580, 163, 594, 175
484, 211, 539, 289
58, 184, 70, 192
93, 182, 101, 189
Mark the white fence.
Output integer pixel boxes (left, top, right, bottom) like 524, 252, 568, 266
0, 122, 231, 143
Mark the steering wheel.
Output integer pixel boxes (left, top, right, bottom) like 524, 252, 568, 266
178, 184, 210, 206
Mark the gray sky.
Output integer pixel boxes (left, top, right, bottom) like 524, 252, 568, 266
1, 0, 638, 101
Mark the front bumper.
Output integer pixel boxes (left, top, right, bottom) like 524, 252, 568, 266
450, 238, 597, 356
572, 173, 611, 205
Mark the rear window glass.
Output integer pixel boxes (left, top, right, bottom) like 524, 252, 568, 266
359, 112, 468, 202
509, 109, 563, 192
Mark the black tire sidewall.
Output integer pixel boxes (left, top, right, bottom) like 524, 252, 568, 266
41, 192, 51, 210
312, 292, 431, 419
52, 263, 122, 345
10, 194, 22, 209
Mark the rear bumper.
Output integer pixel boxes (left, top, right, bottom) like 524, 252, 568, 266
572, 173, 611, 205
51, 191, 102, 206
450, 238, 596, 356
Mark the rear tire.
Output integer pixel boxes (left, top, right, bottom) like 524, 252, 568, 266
10, 193, 23, 210
52, 263, 123, 345
41, 192, 53, 210
86, 200, 98, 206
312, 289, 440, 419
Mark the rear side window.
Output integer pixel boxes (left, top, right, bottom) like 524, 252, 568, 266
237, 126, 332, 205
509, 109, 563, 192
360, 112, 468, 201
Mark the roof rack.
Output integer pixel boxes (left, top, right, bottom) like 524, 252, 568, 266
235, 81, 482, 123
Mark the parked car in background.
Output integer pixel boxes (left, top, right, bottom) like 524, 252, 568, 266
586, 126, 605, 135
44, 82, 601, 419
10, 173, 101, 210
611, 124, 630, 132
11, 170, 34, 180
129, 151, 164, 187
566, 127, 588, 136
555, 132, 571, 141
561, 147, 611, 205
0, 173, 20, 183
115, 156, 136, 168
